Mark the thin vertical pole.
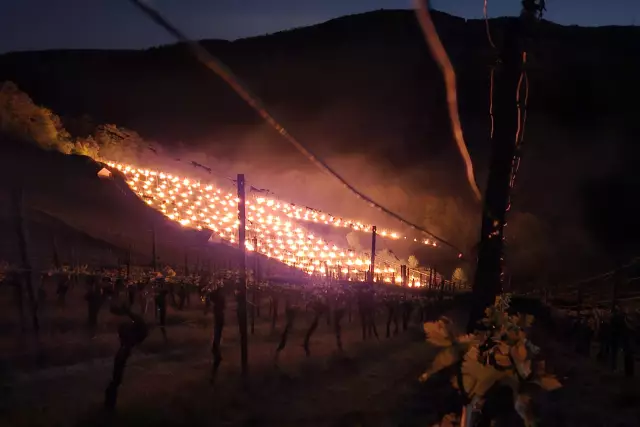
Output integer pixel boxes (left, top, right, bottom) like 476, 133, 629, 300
13, 187, 39, 333
52, 235, 61, 269
152, 226, 157, 271
252, 237, 259, 279
576, 283, 583, 317
251, 237, 259, 330
401, 265, 408, 303
126, 244, 132, 280
370, 226, 377, 282
611, 270, 621, 310
236, 174, 249, 382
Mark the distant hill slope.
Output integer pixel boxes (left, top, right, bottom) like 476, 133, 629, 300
0, 206, 123, 269
0, 140, 237, 271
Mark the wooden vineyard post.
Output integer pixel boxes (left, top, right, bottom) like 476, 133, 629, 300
576, 283, 583, 317
184, 249, 189, 276
611, 268, 622, 310
12, 187, 39, 334
433, 268, 438, 293
236, 174, 249, 382
401, 265, 407, 287
401, 265, 408, 301
252, 237, 259, 331
468, 8, 532, 332
252, 238, 259, 279
369, 226, 377, 282
151, 226, 157, 272
127, 244, 132, 280
71, 246, 78, 291
52, 235, 61, 269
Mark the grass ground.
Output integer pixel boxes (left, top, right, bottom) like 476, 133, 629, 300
2, 290, 640, 427
0, 289, 447, 427
527, 324, 640, 427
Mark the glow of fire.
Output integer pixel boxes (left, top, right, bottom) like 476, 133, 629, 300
107, 161, 437, 285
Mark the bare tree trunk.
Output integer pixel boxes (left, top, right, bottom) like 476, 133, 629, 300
334, 307, 345, 352
271, 297, 279, 334
104, 309, 148, 411
468, 16, 524, 332
275, 301, 295, 362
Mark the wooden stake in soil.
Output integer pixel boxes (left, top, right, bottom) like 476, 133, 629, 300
151, 226, 157, 272
253, 237, 260, 318
401, 265, 407, 287
577, 283, 583, 317
210, 283, 226, 385
184, 249, 189, 276
126, 244, 132, 280
370, 226, 377, 282
236, 174, 249, 382
71, 246, 78, 293
52, 235, 61, 269
271, 296, 279, 333
12, 187, 39, 334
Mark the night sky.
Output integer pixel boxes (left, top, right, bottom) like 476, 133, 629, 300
0, 0, 638, 53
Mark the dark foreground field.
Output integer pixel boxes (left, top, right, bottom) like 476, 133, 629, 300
0, 288, 451, 427
2, 290, 640, 427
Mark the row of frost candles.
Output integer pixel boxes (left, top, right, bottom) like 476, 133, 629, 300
252, 196, 438, 247
107, 161, 431, 285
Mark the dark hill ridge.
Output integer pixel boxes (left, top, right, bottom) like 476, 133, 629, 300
0, 10, 637, 150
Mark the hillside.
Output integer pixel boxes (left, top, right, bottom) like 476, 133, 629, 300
0, 10, 639, 280
0, 11, 637, 149
0, 203, 123, 270
0, 140, 240, 272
